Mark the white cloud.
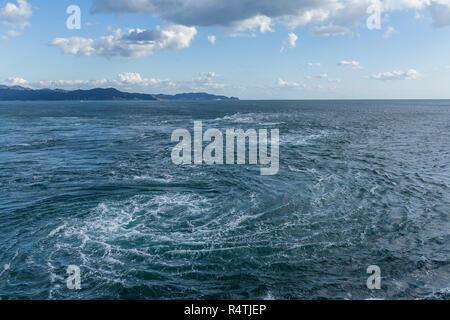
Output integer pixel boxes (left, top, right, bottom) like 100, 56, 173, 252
190, 71, 225, 89
305, 73, 341, 83
228, 15, 274, 34
0, 29, 20, 40
0, 0, 32, 40
371, 69, 422, 80
278, 8, 331, 29
34, 73, 172, 90
207, 35, 216, 45
5, 77, 29, 86
383, 26, 398, 39
117, 72, 144, 84
3, 71, 233, 94
311, 24, 349, 36
37, 79, 110, 89
1, 71, 240, 96
280, 32, 298, 53
327, 77, 342, 83
338, 60, 364, 70
228, 33, 257, 38
50, 24, 197, 58
0, 73, 171, 91
307, 62, 321, 67
277, 78, 303, 88
50, 37, 96, 56
116, 72, 169, 86
0, 0, 31, 27
382, 0, 430, 11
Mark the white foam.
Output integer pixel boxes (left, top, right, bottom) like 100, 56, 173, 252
48, 224, 66, 237
0, 250, 18, 277
214, 113, 255, 123
132, 175, 174, 183
264, 292, 276, 300
214, 112, 285, 126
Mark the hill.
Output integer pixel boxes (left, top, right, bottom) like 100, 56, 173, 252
0, 86, 239, 101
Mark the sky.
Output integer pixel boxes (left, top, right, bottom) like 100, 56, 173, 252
1, 0, 450, 99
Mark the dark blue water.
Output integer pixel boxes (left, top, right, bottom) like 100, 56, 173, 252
0, 100, 449, 300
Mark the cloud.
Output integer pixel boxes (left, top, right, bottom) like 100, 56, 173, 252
307, 62, 321, 67
383, 26, 398, 39
316, 73, 328, 79
227, 15, 274, 34
50, 24, 197, 58
327, 77, 342, 83
415, 11, 424, 19
308, 73, 341, 83
371, 69, 422, 80
5, 77, 29, 86
277, 78, 303, 88
2, 71, 239, 96
0, 0, 32, 40
88, 0, 366, 32
89, 0, 450, 37
228, 32, 257, 38
0, 29, 20, 40
429, 1, 450, 27
90, 0, 301, 28
2, 73, 176, 93
117, 72, 144, 84
36, 79, 110, 89
311, 24, 349, 36
116, 72, 170, 86
3, 71, 232, 94
0, 0, 31, 28
190, 71, 225, 89
338, 60, 363, 70
222, 15, 274, 38
34, 73, 171, 90
280, 32, 298, 53
207, 35, 216, 45
305, 73, 341, 83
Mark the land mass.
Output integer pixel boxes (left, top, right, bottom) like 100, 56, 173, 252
0, 86, 239, 101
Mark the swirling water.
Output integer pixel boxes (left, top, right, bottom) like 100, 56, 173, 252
0, 100, 448, 300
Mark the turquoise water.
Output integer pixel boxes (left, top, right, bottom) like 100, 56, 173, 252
0, 100, 449, 299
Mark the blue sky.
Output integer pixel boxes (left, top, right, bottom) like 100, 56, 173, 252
1, 0, 450, 99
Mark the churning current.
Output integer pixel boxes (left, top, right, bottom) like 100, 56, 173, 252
0, 100, 448, 299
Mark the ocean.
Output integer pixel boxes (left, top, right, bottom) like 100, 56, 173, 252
0, 100, 448, 300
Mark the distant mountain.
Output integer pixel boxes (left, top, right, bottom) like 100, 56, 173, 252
0, 85, 32, 91
154, 92, 239, 101
0, 86, 239, 101
0, 87, 156, 101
